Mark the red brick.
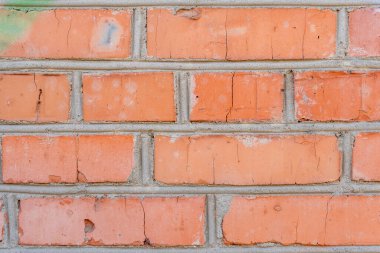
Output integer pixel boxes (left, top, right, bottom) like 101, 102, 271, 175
77, 135, 134, 183
19, 197, 205, 246
295, 71, 380, 121
352, 133, 380, 181
0, 74, 70, 122
2, 135, 134, 184
18, 198, 145, 246
349, 8, 380, 57
83, 72, 176, 122
143, 197, 205, 246
154, 135, 341, 185
190, 72, 284, 122
2, 136, 78, 184
223, 195, 380, 245
147, 8, 336, 60
1, 9, 131, 59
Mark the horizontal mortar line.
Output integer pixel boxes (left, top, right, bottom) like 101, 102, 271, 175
0, 183, 379, 195
3, 122, 380, 133
5, 246, 380, 253
0, 59, 380, 71
0, 0, 380, 7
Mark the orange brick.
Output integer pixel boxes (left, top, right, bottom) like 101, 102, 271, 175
18, 198, 145, 246
19, 197, 205, 246
223, 195, 380, 245
0, 74, 70, 122
83, 72, 176, 122
190, 72, 284, 122
143, 197, 205, 246
349, 8, 380, 57
295, 71, 380, 121
2, 135, 135, 184
1, 9, 131, 59
2, 136, 78, 184
352, 133, 380, 181
77, 135, 134, 183
147, 8, 336, 60
154, 135, 341, 185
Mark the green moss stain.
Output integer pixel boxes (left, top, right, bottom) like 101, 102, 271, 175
0, 0, 54, 52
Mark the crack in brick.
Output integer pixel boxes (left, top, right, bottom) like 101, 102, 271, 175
139, 200, 151, 246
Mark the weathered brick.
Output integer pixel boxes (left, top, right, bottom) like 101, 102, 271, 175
0, 74, 70, 122
353, 133, 380, 181
295, 71, 380, 121
190, 72, 284, 122
147, 8, 336, 60
143, 197, 205, 246
83, 72, 176, 122
223, 196, 380, 245
2, 135, 134, 184
19, 197, 205, 246
0, 9, 131, 59
349, 8, 380, 57
154, 135, 341, 185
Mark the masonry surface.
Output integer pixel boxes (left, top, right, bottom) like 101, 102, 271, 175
0, 0, 380, 252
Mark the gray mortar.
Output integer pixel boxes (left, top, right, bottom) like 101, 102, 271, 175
0, 0, 379, 7
0, 59, 379, 70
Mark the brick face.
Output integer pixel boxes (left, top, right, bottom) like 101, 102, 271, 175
190, 72, 284, 122
0, 74, 71, 122
154, 135, 341, 185
349, 8, 380, 57
82, 72, 176, 122
0, 1, 379, 251
2, 135, 134, 184
18, 197, 205, 246
0, 9, 131, 59
147, 8, 336, 60
295, 71, 380, 121
223, 196, 380, 246
353, 133, 380, 182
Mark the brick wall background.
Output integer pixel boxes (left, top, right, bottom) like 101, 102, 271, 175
0, 0, 380, 252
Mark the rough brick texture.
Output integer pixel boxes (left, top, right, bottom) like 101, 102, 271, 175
190, 72, 284, 122
0, 9, 131, 59
353, 133, 380, 182
2, 135, 134, 183
0, 1, 379, 252
19, 197, 205, 246
295, 71, 380, 121
83, 72, 175, 122
223, 196, 380, 246
154, 135, 341, 185
147, 8, 336, 60
0, 74, 71, 122
349, 8, 380, 57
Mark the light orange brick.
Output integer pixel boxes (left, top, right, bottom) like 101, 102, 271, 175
2, 135, 135, 184
83, 72, 176, 122
147, 8, 336, 60
143, 197, 205, 246
154, 135, 341, 185
0, 74, 70, 122
349, 8, 380, 57
352, 133, 380, 181
223, 196, 380, 245
19, 197, 205, 246
1, 9, 131, 59
18, 198, 145, 246
295, 71, 380, 121
190, 72, 284, 122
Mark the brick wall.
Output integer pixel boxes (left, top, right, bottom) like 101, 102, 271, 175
0, 0, 379, 252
